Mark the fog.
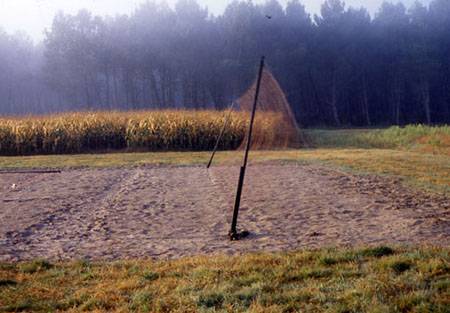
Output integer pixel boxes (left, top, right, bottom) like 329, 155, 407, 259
0, 0, 448, 127
0, 0, 431, 42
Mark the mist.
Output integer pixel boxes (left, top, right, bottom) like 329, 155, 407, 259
0, 0, 449, 126
0, 0, 433, 42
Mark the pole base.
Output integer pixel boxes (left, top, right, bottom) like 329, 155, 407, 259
228, 230, 250, 241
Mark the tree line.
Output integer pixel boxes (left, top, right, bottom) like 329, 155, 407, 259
0, 0, 449, 127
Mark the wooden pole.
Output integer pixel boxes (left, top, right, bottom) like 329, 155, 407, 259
229, 56, 265, 241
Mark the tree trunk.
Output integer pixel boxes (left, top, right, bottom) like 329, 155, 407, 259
391, 75, 402, 126
362, 75, 372, 126
125, 71, 130, 109
113, 70, 119, 108
84, 74, 91, 109
7, 84, 13, 114
395, 99, 400, 125
330, 71, 341, 126
308, 69, 323, 124
421, 80, 431, 124
149, 71, 162, 108
105, 65, 111, 109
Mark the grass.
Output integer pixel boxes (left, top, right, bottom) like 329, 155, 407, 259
1, 148, 448, 193
304, 125, 450, 155
0, 247, 448, 312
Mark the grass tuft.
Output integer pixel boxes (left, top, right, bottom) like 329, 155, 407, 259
0, 279, 17, 287
432, 279, 450, 292
390, 261, 413, 274
319, 256, 339, 266
197, 292, 225, 309
19, 260, 53, 274
142, 271, 159, 281
2, 300, 35, 312
360, 246, 395, 258
129, 291, 153, 312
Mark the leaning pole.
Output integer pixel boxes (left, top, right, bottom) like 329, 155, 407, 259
229, 56, 265, 241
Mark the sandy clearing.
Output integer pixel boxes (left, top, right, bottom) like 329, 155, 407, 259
0, 164, 448, 261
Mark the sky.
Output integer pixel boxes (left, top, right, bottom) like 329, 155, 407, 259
0, 0, 430, 43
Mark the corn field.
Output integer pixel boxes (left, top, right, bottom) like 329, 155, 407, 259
0, 111, 281, 156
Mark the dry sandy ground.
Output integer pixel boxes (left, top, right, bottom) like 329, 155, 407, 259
0, 164, 448, 262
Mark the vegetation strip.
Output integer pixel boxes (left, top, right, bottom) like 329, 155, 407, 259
0, 111, 282, 155
1, 148, 448, 193
0, 247, 448, 312
304, 125, 450, 155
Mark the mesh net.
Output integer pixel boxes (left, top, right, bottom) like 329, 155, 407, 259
236, 68, 302, 149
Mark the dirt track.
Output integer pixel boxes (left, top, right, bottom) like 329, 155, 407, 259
0, 164, 448, 262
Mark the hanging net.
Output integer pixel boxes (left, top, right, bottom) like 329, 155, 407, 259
236, 68, 302, 149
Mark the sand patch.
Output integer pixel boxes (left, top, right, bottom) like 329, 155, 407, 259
0, 164, 448, 261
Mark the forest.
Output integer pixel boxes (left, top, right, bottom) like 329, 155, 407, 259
0, 0, 449, 127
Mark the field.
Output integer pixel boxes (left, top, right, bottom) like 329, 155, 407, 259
0, 111, 283, 155
0, 121, 449, 312
1, 111, 449, 156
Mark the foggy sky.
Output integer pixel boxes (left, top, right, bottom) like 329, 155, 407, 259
0, 0, 431, 43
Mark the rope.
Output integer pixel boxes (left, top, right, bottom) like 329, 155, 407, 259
207, 101, 236, 169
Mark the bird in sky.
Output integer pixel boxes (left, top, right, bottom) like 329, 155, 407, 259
265, 15, 272, 19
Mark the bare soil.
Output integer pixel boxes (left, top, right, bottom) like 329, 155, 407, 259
0, 164, 448, 262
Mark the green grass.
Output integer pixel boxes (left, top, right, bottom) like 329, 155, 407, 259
1, 148, 448, 193
0, 247, 448, 312
305, 125, 450, 155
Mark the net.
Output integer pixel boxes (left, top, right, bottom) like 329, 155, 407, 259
236, 68, 302, 149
